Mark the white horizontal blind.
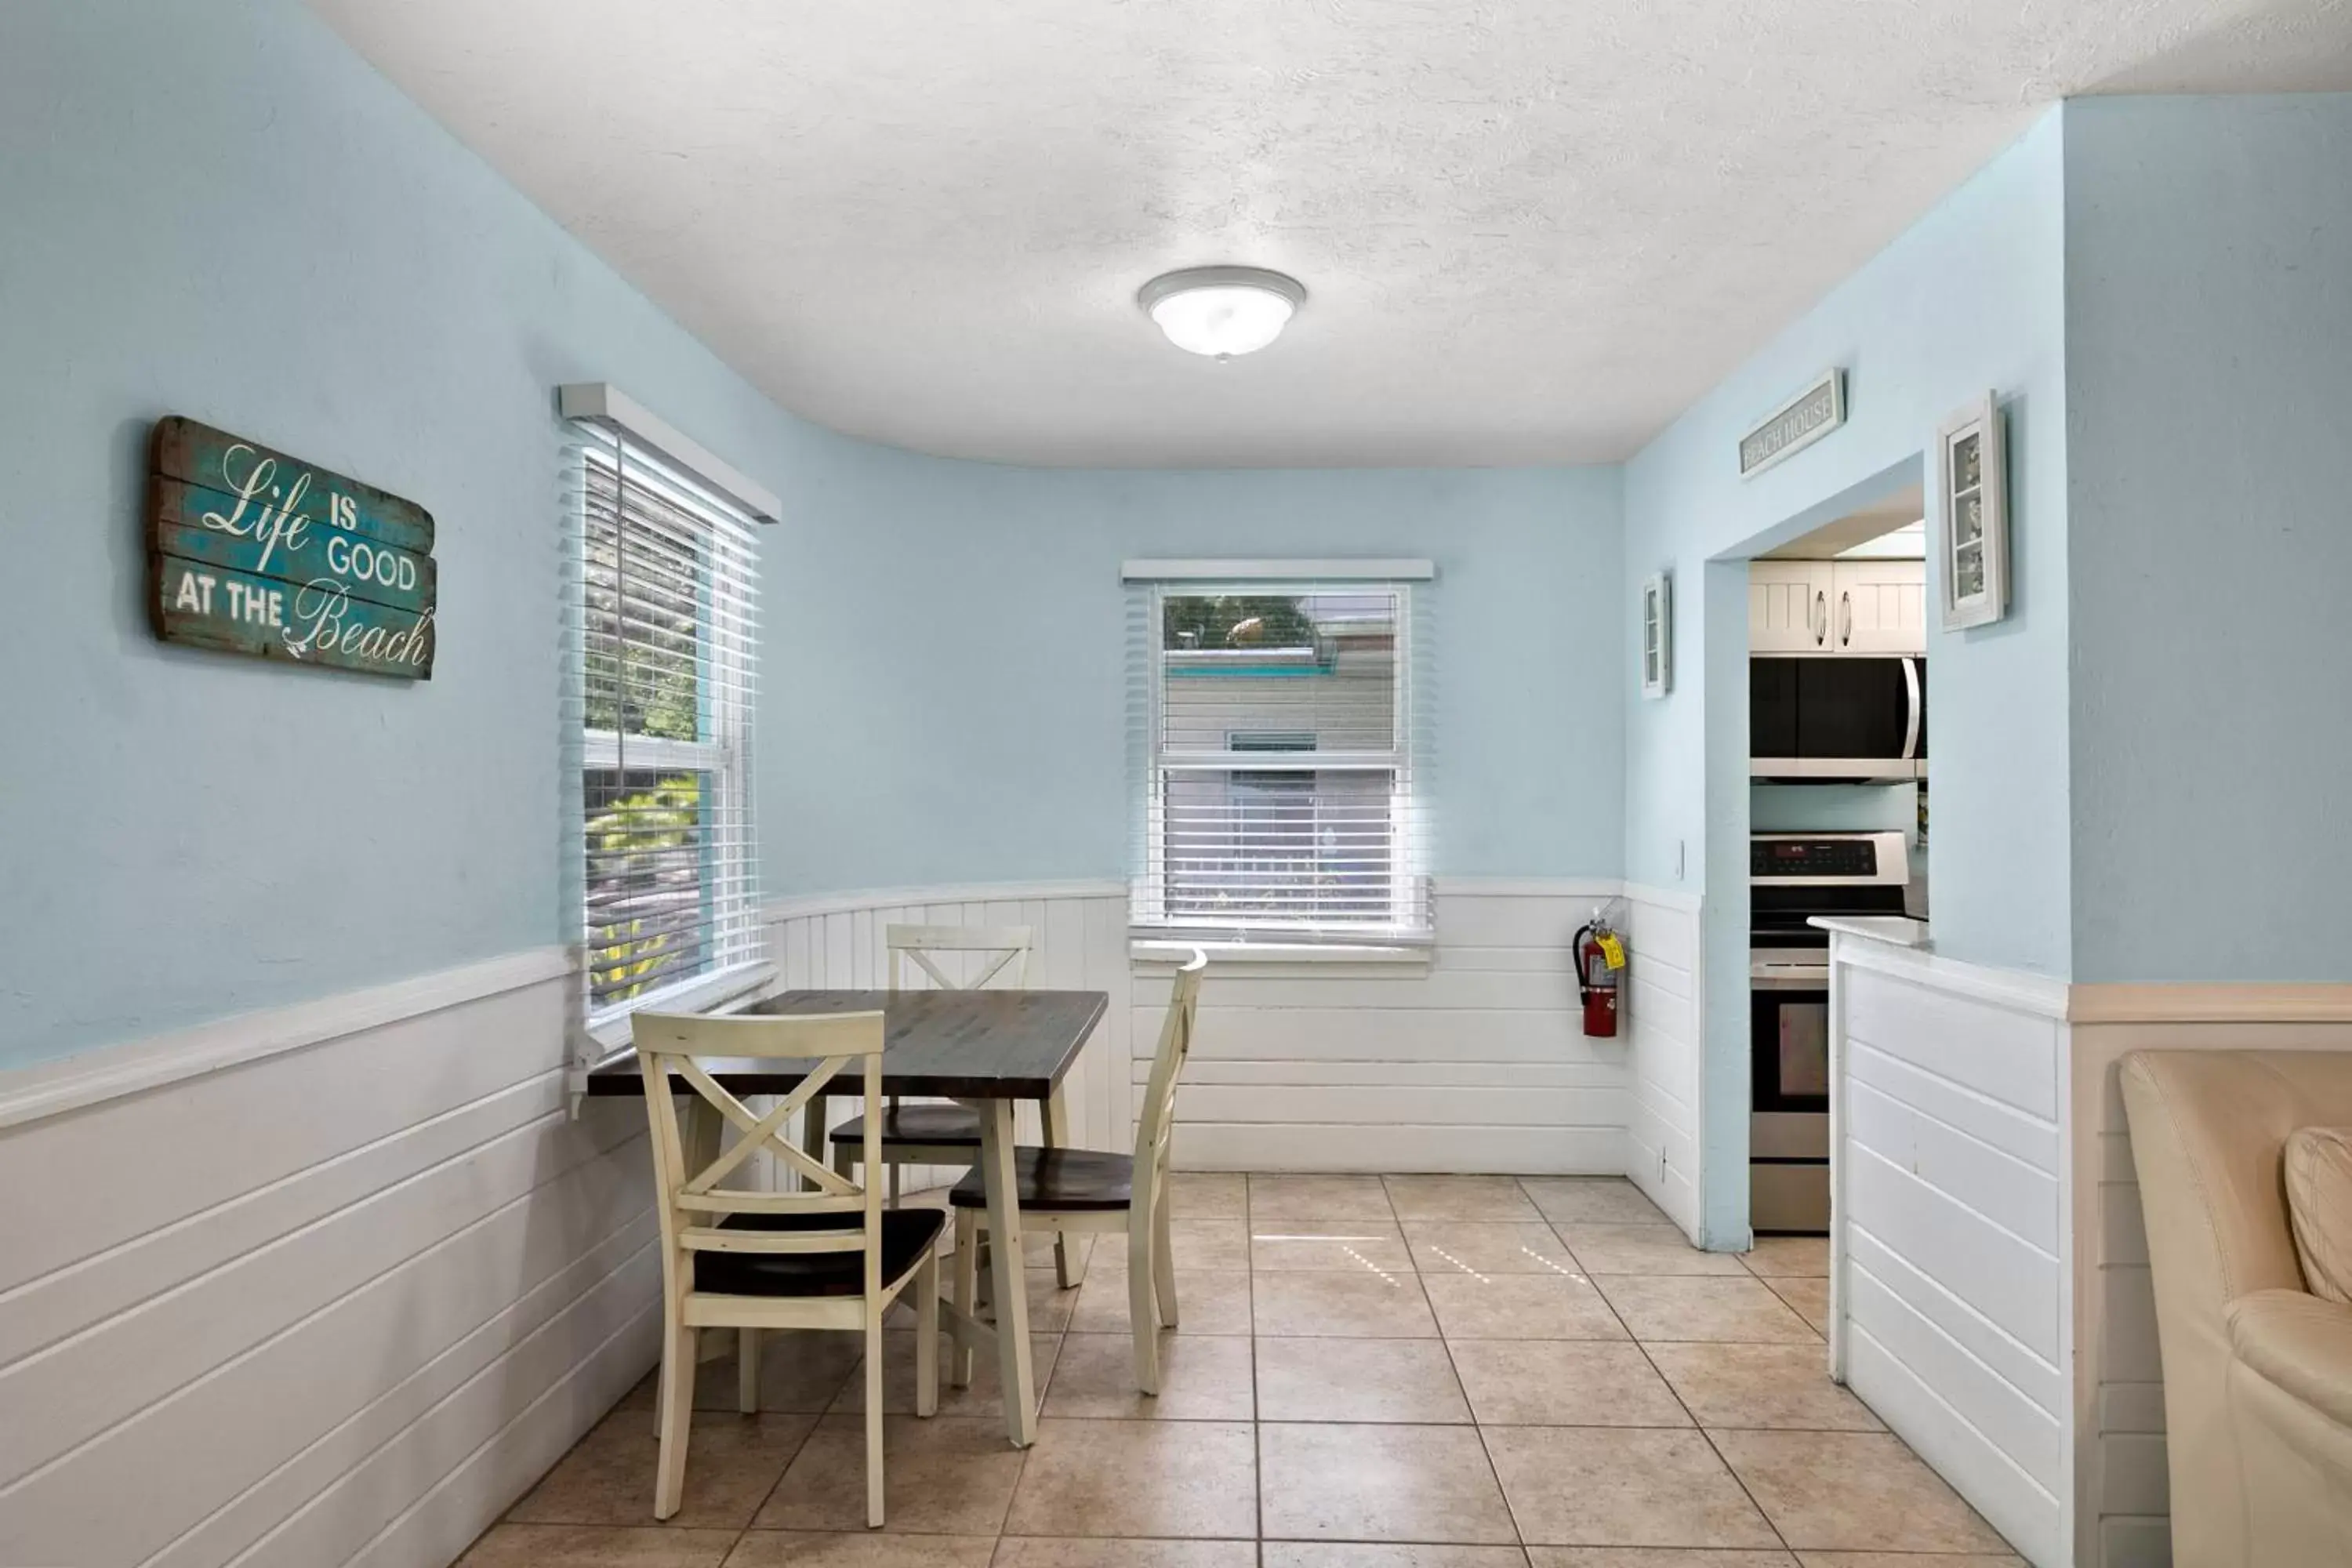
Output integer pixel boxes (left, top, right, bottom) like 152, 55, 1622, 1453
1129, 577, 1432, 944
565, 431, 763, 1022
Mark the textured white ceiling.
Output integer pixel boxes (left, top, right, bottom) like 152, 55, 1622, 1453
309, 0, 2352, 466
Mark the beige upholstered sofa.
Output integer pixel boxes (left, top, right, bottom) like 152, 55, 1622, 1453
2120, 1051, 2352, 1567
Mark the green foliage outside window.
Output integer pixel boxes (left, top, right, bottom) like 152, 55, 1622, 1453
586, 772, 706, 1006
1162, 594, 1317, 650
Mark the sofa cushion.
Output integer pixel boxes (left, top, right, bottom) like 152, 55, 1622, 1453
2285, 1126, 2352, 1305
2227, 1287, 2352, 1428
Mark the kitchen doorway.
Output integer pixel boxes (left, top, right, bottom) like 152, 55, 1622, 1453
1695, 457, 1928, 1243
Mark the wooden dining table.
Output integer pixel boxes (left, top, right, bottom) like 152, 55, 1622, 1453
586, 987, 1109, 1447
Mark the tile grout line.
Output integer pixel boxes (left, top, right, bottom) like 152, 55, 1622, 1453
492, 1182, 1883, 1565
1552, 1175, 1791, 1559
1443, 1178, 1530, 1555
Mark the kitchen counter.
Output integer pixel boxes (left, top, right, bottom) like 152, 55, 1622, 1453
1808, 914, 1931, 949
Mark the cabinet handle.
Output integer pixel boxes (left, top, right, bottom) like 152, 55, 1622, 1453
1840, 590, 1853, 647
1814, 591, 1828, 646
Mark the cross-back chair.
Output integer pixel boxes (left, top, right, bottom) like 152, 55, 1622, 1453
947, 949, 1205, 1394
828, 924, 1036, 1209
635, 1007, 943, 1528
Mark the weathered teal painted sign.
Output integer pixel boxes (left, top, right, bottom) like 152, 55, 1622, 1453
146, 418, 437, 678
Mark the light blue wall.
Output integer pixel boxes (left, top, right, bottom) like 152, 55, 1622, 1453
2062, 95, 2352, 982
1624, 110, 2073, 972
0, 0, 1623, 1072
0, 0, 861, 1070
1621, 111, 2071, 1243
760, 460, 1625, 894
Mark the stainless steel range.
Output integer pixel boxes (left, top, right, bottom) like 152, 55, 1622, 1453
1748, 830, 1909, 1234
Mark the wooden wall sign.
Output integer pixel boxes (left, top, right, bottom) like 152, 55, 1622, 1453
1738, 368, 1846, 479
146, 418, 437, 679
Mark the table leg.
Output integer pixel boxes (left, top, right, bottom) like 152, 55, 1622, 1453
1042, 1088, 1086, 1287
976, 1096, 1036, 1446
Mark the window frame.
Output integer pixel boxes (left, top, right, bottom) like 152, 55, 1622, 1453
1131, 572, 1432, 950
572, 433, 769, 1050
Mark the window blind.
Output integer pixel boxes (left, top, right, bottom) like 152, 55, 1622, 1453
1127, 574, 1432, 944
564, 431, 763, 1022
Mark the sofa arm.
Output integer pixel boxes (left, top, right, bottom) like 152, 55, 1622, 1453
2227, 1288, 2352, 1428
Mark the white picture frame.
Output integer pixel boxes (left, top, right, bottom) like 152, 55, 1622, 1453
1640, 572, 1672, 698
1934, 393, 2009, 629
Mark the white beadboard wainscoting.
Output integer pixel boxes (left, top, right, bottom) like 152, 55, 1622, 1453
0, 952, 660, 1568
1825, 932, 2071, 1568
0, 877, 1694, 1568
2064, 989, 2352, 1568
1624, 884, 1704, 1238
1824, 932, 2352, 1568
763, 879, 1696, 1183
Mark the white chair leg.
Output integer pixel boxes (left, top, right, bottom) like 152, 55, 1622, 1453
738, 1327, 761, 1414
653, 1323, 697, 1520
1152, 1187, 1179, 1328
916, 1250, 941, 1417
1127, 1217, 1160, 1396
951, 1210, 978, 1387
863, 1307, 887, 1528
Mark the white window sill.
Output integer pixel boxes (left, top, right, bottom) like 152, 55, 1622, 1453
1129, 938, 1433, 971
578, 959, 777, 1058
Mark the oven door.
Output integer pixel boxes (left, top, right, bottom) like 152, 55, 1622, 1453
1750, 969, 1831, 1115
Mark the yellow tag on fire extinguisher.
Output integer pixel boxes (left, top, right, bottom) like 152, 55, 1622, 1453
1598, 933, 1626, 971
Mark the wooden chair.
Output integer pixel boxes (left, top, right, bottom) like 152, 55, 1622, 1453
827, 924, 1035, 1207
635, 1007, 942, 1527
947, 950, 1204, 1394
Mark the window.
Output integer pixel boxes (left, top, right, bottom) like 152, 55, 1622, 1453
1127, 564, 1432, 946
570, 431, 763, 1026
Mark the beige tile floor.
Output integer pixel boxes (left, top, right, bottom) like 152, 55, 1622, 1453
461, 1174, 2023, 1568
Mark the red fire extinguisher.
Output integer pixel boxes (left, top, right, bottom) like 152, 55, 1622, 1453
1573, 915, 1626, 1037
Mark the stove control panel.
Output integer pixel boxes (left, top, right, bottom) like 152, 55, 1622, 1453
1750, 832, 1907, 886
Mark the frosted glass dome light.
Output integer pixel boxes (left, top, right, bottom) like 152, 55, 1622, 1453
1138, 267, 1306, 358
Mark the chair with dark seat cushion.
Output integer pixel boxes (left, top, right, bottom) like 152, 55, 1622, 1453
949, 1146, 1138, 1212
696, 1208, 948, 1296
633, 1005, 941, 1528
949, 951, 1204, 1395
827, 924, 1034, 1204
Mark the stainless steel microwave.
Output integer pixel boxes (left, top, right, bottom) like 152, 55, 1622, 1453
1750, 655, 1926, 782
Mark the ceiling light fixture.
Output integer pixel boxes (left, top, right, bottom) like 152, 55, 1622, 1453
1138, 266, 1306, 358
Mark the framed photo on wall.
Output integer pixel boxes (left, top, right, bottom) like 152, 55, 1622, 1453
1935, 393, 2009, 629
1640, 572, 1672, 697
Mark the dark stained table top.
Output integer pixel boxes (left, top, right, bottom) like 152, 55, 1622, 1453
585, 989, 1109, 1102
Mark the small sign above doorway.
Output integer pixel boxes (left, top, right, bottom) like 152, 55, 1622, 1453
1739, 368, 1846, 478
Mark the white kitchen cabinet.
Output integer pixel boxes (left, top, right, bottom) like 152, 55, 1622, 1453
1748, 561, 1832, 652
1828, 559, 1926, 655
1751, 559, 1926, 655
